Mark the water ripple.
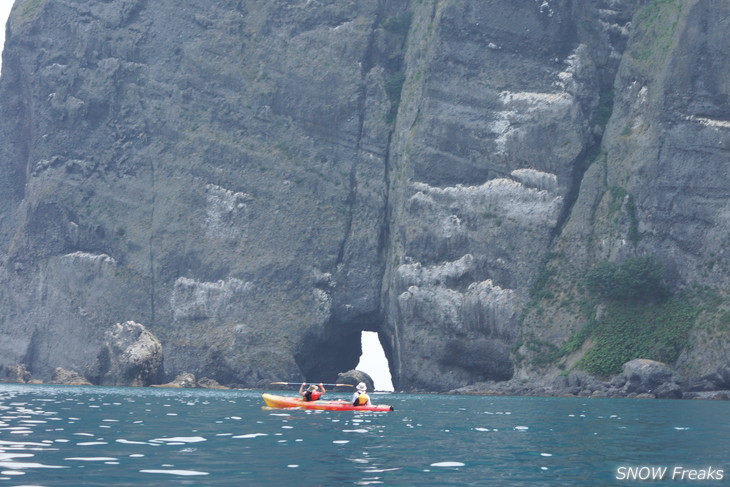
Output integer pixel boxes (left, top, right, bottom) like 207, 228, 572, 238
1, 385, 728, 486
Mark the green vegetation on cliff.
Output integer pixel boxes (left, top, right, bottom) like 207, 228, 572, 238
381, 11, 412, 125
629, 0, 685, 69
577, 256, 697, 375
585, 255, 666, 302
382, 12, 413, 36
521, 255, 699, 376
577, 298, 698, 376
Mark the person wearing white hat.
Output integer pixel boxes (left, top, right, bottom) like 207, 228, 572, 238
351, 382, 372, 406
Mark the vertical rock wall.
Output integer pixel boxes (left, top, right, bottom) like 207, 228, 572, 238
1, 0, 728, 390
0, 0, 406, 384
380, 0, 634, 390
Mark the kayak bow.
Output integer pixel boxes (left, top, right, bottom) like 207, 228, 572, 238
262, 393, 394, 412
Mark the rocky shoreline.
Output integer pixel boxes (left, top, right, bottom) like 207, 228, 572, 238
4, 353, 729, 401
449, 359, 730, 400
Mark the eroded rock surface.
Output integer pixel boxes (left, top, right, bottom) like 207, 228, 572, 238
51, 367, 92, 386
337, 369, 374, 392
93, 321, 164, 387
154, 372, 197, 389
0, 364, 32, 383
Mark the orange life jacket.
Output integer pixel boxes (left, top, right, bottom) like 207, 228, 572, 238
304, 390, 322, 401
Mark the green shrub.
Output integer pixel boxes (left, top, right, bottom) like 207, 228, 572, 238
585, 255, 667, 302
384, 72, 406, 124
561, 321, 594, 355
607, 186, 627, 214
594, 89, 614, 128
630, 0, 683, 67
382, 13, 413, 36
577, 298, 697, 376
385, 72, 406, 105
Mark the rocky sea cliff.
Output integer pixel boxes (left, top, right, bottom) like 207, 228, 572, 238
1, 0, 729, 395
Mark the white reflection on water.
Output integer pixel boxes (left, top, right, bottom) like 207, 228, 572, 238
140, 469, 209, 476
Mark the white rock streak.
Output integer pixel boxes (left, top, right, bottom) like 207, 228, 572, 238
491, 91, 573, 155
489, 43, 588, 155
410, 172, 562, 225
171, 277, 251, 321
205, 183, 251, 239
686, 115, 730, 129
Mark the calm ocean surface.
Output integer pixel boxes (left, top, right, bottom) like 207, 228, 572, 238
0, 384, 728, 486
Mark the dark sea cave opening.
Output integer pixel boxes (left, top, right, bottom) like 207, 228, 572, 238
294, 320, 395, 391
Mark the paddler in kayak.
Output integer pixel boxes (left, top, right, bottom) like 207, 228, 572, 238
299, 382, 326, 401
351, 382, 372, 406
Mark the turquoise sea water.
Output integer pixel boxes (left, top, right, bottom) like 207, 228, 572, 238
0, 384, 728, 486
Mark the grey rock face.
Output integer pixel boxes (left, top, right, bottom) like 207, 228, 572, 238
0, 364, 31, 384
336, 369, 374, 393
380, 0, 631, 389
93, 321, 164, 387
197, 377, 229, 389
154, 372, 197, 389
687, 363, 730, 392
0, 0, 728, 391
622, 359, 680, 397
0, 0, 401, 386
0, 252, 149, 381
50, 367, 92, 386
518, 0, 730, 381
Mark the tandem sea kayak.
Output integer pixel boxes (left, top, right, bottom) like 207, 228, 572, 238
262, 393, 394, 412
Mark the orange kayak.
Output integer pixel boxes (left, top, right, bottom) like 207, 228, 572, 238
262, 393, 394, 412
